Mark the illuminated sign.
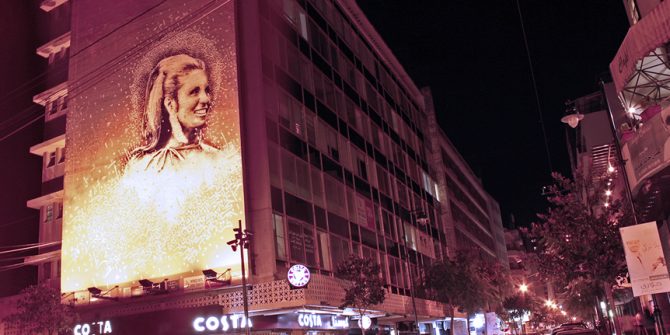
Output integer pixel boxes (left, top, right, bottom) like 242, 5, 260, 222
287, 264, 311, 288
294, 314, 349, 329
62, 0, 245, 292
192, 314, 252, 332
359, 315, 372, 330
73, 320, 112, 335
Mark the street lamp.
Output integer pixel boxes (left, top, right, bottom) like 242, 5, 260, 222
519, 283, 528, 293
227, 220, 253, 335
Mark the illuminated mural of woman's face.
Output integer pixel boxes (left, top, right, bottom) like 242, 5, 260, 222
172, 69, 211, 130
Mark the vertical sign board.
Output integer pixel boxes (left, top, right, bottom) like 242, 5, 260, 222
62, 0, 245, 292
620, 221, 670, 296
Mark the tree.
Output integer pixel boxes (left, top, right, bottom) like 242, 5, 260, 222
474, 257, 514, 315
502, 293, 536, 335
3, 283, 78, 335
531, 172, 628, 326
425, 252, 487, 334
337, 256, 386, 329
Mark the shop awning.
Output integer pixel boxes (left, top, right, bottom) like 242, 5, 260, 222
610, 1, 670, 97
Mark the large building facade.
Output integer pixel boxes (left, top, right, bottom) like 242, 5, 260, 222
3, 1, 506, 334
609, 0, 670, 332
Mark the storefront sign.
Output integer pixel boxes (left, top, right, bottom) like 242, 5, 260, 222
74, 308, 352, 334
359, 315, 372, 329
254, 313, 349, 330
192, 314, 252, 332
73, 320, 112, 335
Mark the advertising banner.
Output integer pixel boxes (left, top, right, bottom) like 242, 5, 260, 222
621, 107, 669, 192
620, 222, 670, 296
62, 0, 244, 292
356, 195, 375, 230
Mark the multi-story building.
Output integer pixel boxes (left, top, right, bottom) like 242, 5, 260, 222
23, 0, 71, 290
2, 1, 505, 334
433, 122, 503, 264
607, 0, 670, 332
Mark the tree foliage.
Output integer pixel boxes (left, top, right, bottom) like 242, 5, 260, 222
502, 293, 536, 333
337, 256, 386, 324
474, 258, 514, 314
3, 283, 78, 335
424, 252, 493, 314
531, 172, 627, 295
530, 172, 630, 325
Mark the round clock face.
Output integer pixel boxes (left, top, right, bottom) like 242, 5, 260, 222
287, 264, 311, 287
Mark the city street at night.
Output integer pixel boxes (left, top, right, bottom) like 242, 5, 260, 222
0, 1, 669, 335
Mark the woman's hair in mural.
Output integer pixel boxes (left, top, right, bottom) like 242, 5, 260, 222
130, 54, 208, 157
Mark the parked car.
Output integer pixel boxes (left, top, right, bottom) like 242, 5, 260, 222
550, 323, 588, 335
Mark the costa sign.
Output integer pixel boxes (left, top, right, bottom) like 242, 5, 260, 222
193, 314, 252, 332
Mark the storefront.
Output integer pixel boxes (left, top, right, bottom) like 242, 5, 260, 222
71, 306, 381, 335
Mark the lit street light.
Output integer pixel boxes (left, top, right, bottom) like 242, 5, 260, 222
519, 283, 528, 293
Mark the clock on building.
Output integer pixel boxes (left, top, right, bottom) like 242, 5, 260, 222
287, 264, 311, 288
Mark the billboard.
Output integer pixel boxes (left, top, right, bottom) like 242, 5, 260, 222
621, 105, 670, 192
620, 222, 670, 296
62, 0, 244, 292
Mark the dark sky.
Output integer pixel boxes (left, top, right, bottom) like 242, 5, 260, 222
357, 0, 630, 226
0, 1, 630, 296
0, 0, 42, 296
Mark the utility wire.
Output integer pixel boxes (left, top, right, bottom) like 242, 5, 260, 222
0, 215, 39, 230
0, 108, 44, 143
0, 240, 51, 249
0, 0, 227, 144
0, 241, 61, 255
515, 0, 554, 174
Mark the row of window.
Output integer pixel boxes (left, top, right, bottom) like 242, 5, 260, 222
43, 201, 64, 223
273, 209, 427, 293
271, 142, 443, 252
266, 78, 440, 224
268, 122, 443, 244
43, 146, 65, 182
450, 201, 495, 252
45, 93, 68, 121
265, 0, 428, 157
441, 148, 489, 212
269, 134, 445, 290
445, 172, 490, 230
263, 22, 427, 176
41, 260, 61, 282
302, 0, 424, 119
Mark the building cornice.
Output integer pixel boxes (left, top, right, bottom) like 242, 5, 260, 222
29, 134, 65, 157
40, 0, 69, 12
33, 82, 68, 106
26, 190, 64, 209
24, 250, 61, 265
36, 32, 71, 58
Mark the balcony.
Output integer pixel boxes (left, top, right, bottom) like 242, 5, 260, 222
40, 0, 68, 12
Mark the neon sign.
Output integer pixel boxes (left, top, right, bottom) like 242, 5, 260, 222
193, 314, 252, 332
296, 313, 349, 329
73, 320, 112, 335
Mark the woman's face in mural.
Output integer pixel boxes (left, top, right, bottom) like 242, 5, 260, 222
171, 69, 211, 130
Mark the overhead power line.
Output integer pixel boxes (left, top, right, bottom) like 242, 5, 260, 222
516, 0, 554, 175
0, 0, 229, 144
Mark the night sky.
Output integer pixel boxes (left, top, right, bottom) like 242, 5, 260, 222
0, 0, 631, 296
357, 0, 630, 227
